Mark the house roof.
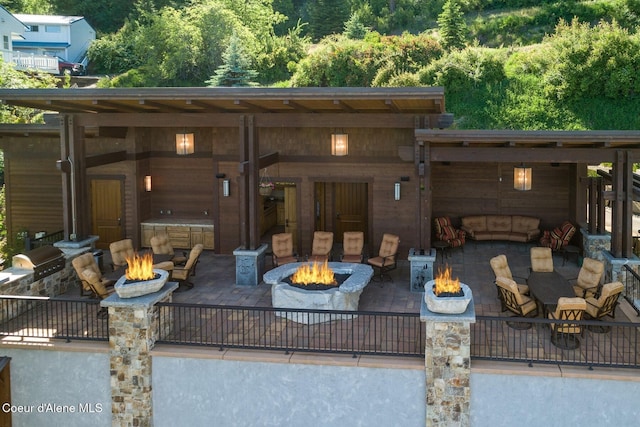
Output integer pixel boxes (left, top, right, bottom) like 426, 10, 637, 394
0, 87, 448, 115
13, 14, 86, 25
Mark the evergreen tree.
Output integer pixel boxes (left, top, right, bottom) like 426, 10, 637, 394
306, 0, 350, 41
206, 33, 258, 87
437, 0, 467, 50
344, 12, 368, 40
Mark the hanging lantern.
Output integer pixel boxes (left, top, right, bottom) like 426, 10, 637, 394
514, 163, 532, 191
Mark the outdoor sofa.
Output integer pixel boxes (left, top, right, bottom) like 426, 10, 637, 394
460, 215, 540, 243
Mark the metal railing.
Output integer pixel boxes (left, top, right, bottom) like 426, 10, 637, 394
24, 230, 64, 251
156, 302, 425, 358
624, 265, 640, 315
472, 316, 640, 369
0, 295, 108, 342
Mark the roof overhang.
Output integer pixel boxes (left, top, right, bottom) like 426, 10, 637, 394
0, 87, 447, 116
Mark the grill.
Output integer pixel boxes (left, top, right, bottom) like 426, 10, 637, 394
12, 246, 65, 280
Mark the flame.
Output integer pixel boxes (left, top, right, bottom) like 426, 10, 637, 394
291, 261, 337, 286
125, 252, 155, 281
434, 265, 461, 296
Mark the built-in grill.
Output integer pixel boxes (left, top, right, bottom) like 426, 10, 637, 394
12, 246, 65, 280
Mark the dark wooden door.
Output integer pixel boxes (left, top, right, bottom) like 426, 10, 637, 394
334, 183, 368, 242
91, 178, 123, 249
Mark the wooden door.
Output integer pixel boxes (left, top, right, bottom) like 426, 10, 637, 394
91, 179, 123, 249
334, 183, 368, 242
284, 186, 297, 251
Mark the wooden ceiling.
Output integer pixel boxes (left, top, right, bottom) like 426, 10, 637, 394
0, 87, 447, 115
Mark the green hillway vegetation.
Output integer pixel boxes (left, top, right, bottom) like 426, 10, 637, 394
1, 0, 639, 130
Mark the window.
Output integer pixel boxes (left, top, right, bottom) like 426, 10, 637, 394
45, 25, 61, 33
3, 36, 8, 51
27, 25, 39, 32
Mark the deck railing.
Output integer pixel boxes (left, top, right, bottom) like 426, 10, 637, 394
0, 295, 108, 342
23, 230, 64, 251
156, 302, 425, 358
472, 315, 640, 369
623, 265, 640, 315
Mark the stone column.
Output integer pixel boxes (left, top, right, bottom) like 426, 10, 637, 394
421, 296, 475, 426
581, 227, 611, 262
233, 244, 268, 286
101, 282, 178, 426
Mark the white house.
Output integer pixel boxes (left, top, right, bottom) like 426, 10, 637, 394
0, 6, 28, 63
12, 14, 95, 65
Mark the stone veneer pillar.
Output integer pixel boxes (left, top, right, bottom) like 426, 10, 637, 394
408, 248, 436, 293
233, 244, 268, 286
580, 227, 611, 262
101, 282, 178, 426
421, 296, 475, 426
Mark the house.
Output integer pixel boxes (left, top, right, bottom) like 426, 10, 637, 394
0, 6, 27, 62
12, 14, 95, 66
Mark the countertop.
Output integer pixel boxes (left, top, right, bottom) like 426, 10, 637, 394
141, 218, 214, 227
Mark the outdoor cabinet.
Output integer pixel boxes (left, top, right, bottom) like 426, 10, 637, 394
141, 222, 214, 250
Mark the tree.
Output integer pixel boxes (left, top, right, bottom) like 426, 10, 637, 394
305, 0, 350, 41
437, 0, 467, 50
206, 33, 258, 87
344, 12, 368, 40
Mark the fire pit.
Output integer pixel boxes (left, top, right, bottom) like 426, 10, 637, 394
264, 261, 373, 324
114, 252, 170, 298
424, 265, 472, 314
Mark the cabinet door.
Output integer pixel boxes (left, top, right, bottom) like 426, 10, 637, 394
191, 228, 204, 246
167, 226, 190, 249
203, 230, 214, 250
141, 225, 154, 247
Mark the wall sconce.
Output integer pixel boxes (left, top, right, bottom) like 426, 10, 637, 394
331, 132, 349, 156
394, 182, 401, 201
222, 179, 230, 197
514, 163, 532, 191
144, 175, 152, 192
176, 132, 194, 155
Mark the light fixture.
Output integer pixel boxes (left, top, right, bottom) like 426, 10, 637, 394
331, 132, 348, 156
175, 132, 194, 155
223, 179, 230, 197
144, 175, 152, 192
394, 182, 401, 201
514, 163, 532, 191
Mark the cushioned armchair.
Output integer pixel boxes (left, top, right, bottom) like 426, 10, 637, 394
530, 247, 554, 272
585, 281, 623, 322
150, 233, 188, 265
172, 244, 204, 291
539, 221, 576, 251
367, 233, 400, 282
490, 255, 529, 311
308, 231, 333, 263
271, 233, 298, 267
341, 231, 364, 263
571, 257, 604, 298
495, 277, 538, 327
111, 238, 174, 274
72, 252, 115, 299
549, 297, 586, 349
434, 217, 465, 249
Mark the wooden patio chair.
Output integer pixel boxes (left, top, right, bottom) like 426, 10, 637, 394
584, 281, 623, 332
367, 233, 400, 282
308, 231, 333, 263
150, 233, 188, 265
271, 233, 298, 267
530, 247, 554, 272
490, 255, 529, 311
495, 276, 538, 329
571, 257, 604, 298
171, 244, 204, 291
548, 297, 586, 350
341, 231, 364, 263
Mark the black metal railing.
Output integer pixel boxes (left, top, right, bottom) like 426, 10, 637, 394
156, 302, 425, 358
0, 295, 108, 342
472, 316, 640, 369
24, 230, 64, 251
623, 265, 640, 315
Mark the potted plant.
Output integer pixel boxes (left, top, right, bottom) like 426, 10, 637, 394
259, 180, 274, 196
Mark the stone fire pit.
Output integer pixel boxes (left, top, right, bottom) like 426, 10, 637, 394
424, 280, 473, 314
263, 262, 373, 324
114, 269, 169, 298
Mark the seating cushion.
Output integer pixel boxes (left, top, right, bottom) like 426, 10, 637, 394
486, 215, 512, 232
461, 215, 540, 242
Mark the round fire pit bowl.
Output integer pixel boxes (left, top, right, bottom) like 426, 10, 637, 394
114, 269, 169, 298
424, 281, 473, 314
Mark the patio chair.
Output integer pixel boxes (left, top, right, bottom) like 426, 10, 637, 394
490, 255, 529, 311
150, 233, 188, 265
308, 231, 333, 263
433, 217, 465, 250
340, 231, 364, 263
367, 233, 400, 282
571, 257, 604, 298
539, 221, 576, 251
171, 244, 204, 291
271, 233, 298, 267
584, 281, 623, 331
530, 247, 553, 272
549, 297, 586, 350
110, 238, 174, 274
495, 276, 538, 329
72, 252, 115, 300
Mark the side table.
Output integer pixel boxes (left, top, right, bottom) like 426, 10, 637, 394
562, 245, 580, 266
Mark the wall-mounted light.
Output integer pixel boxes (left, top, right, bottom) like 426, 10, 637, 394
144, 175, 152, 192
176, 132, 194, 155
331, 132, 348, 156
394, 182, 401, 201
222, 179, 230, 197
514, 163, 532, 191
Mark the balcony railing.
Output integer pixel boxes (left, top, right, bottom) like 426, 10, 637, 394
0, 295, 108, 342
624, 265, 640, 315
